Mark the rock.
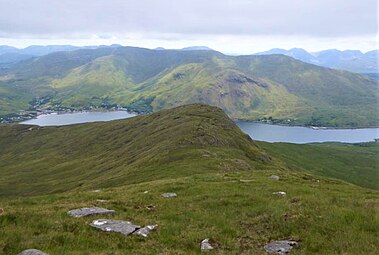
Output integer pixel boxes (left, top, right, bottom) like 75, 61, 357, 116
146, 205, 156, 211
0, 208, 3, 215
273, 192, 286, 197
133, 224, 158, 237
161, 192, 177, 198
270, 175, 280, 180
92, 189, 102, 193
90, 219, 140, 236
67, 207, 115, 217
17, 249, 48, 255
239, 179, 254, 183
96, 199, 108, 203
143, 190, 149, 194
264, 240, 298, 254
201, 239, 214, 252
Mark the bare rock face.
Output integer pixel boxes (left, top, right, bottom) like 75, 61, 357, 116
264, 240, 298, 254
161, 193, 177, 198
67, 207, 115, 218
200, 239, 214, 252
17, 249, 48, 255
90, 219, 140, 236
133, 224, 158, 237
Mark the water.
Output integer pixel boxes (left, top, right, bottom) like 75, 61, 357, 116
20, 111, 379, 144
236, 121, 379, 144
21, 111, 136, 126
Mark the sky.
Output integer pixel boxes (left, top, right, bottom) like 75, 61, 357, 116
0, 0, 377, 54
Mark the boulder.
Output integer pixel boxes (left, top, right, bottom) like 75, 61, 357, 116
133, 224, 158, 237
67, 207, 115, 218
90, 219, 140, 236
17, 249, 48, 255
161, 193, 177, 198
264, 240, 298, 254
201, 239, 214, 252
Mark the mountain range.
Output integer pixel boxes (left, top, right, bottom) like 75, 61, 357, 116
0, 46, 378, 127
256, 48, 378, 73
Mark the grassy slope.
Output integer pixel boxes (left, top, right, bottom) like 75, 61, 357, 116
258, 142, 379, 190
0, 104, 378, 254
0, 47, 378, 127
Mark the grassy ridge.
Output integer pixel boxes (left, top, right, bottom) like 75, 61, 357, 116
0, 105, 378, 254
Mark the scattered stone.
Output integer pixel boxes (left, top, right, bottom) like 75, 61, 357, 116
239, 179, 254, 183
273, 192, 286, 197
201, 239, 214, 252
90, 219, 140, 236
264, 240, 298, 254
143, 190, 149, 194
270, 175, 280, 180
96, 199, 108, 203
161, 192, 177, 198
67, 207, 115, 218
146, 205, 156, 211
133, 224, 158, 237
0, 208, 3, 215
17, 249, 48, 255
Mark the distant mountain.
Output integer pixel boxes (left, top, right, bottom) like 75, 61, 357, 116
181, 46, 214, 51
0, 46, 377, 127
256, 48, 378, 73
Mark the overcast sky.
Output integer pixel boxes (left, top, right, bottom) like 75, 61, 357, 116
0, 0, 377, 53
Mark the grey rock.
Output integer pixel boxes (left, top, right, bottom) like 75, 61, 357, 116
273, 191, 286, 197
161, 192, 177, 198
264, 240, 298, 254
270, 175, 280, 180
67, 207, 115, 218
133, 224, 158, 237
90, 219, 140, 236
201, 239, 214, 252
17, 249, 48, 255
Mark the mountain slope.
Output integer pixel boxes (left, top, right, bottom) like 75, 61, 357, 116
0, 104, 378, 254
0, 104, 271, 196
1, 47, 378, 127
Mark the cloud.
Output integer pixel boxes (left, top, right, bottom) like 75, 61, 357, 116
0, 0, 377, 38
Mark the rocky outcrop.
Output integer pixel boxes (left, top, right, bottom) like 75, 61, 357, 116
67, 207, 115, 217
17, 249, 48, 255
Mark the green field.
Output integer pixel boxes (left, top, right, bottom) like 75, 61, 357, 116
0, 104, 378, 254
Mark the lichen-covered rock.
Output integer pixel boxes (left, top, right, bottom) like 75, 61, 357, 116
17, 249, 48, 255
270, 175, 280, 180
201, 239, 214, 252
133, 224, 158, 237
161, 192, 177, 198
67, 207, 115, 217
264, 240, 298, 254
90, 219, 140, 236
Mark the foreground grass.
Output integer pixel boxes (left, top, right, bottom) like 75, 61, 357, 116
1, 169, 378, 255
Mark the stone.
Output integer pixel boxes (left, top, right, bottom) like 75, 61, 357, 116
161, 192, 177, 198
133, 224, 158, 237
146, 205, 156, 211
143, 190, 149, 194
239, 179, 254, 183
270, 175, 280, 180
0, 208, 3, 215
96, 199, 108, 203
264, 240, 298, 254
201, 239, 214, 252
67, 207, 115, 218
90, 219, 140, 236
273, 192, 286, 196
17, 249, 48, 255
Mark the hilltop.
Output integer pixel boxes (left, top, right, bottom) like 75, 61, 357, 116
0, 46, 378, 127
0, 104, 378, 254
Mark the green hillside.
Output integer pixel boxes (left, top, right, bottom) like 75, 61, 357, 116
0, 105, 378, 254
0, 47, 378, 127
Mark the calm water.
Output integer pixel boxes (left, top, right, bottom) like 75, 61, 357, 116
236, 121, 379, 144
21, 111, 136, 126
21, 111, 379, 143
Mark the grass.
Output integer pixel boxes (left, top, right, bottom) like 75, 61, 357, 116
0, 104, 378, 254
